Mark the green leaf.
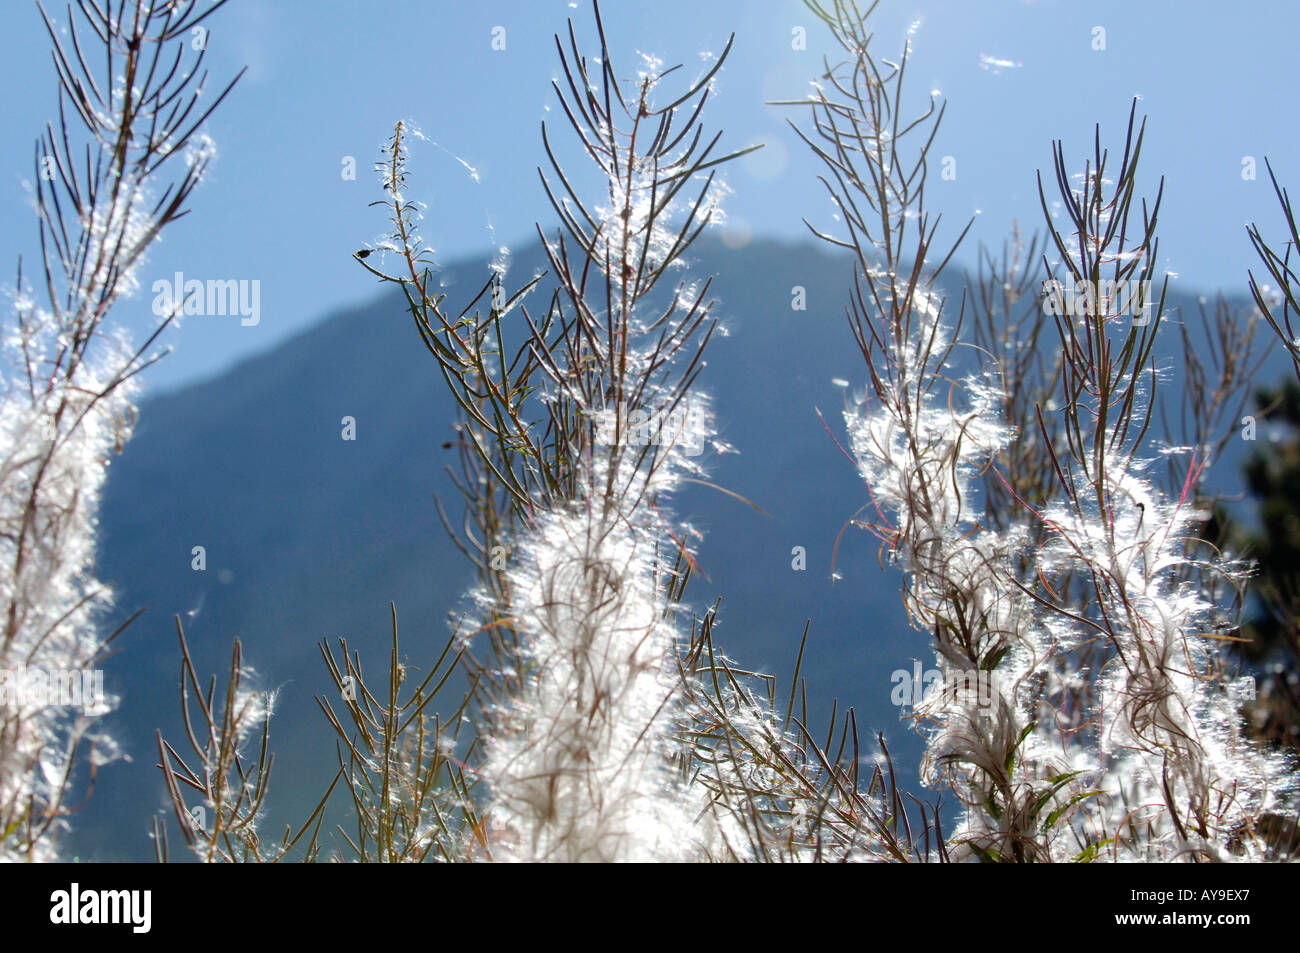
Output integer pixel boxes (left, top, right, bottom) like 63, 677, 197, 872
970, 844, 1004, 863
1042, 789, 1105, 834
1072, 838, 1116, 863
980, 645, 1009, 672
1028, 771, 1085, 824
1006, 721, 1037, 775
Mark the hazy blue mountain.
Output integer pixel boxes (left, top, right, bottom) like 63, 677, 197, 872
66, 235, 1283, 861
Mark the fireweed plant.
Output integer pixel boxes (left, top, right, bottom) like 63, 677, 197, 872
785, 0, 1294, 861
1243, 164, 1300, 786
348, 3, 938, 863
0, 0, 239, 861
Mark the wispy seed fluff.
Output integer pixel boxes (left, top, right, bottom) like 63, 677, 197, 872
0, 333, 134, 861
475, 19, 760, 860
483, 505, 691, 861
845, 279, 1294, 861
842, 287, 1056, 858
479, 381, 715, 861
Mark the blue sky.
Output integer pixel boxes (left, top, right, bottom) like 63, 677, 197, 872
1, 0, 1296, 394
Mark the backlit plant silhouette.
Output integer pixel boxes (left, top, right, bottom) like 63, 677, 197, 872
1, 0, 238, 861
786, 0, 1294, 861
